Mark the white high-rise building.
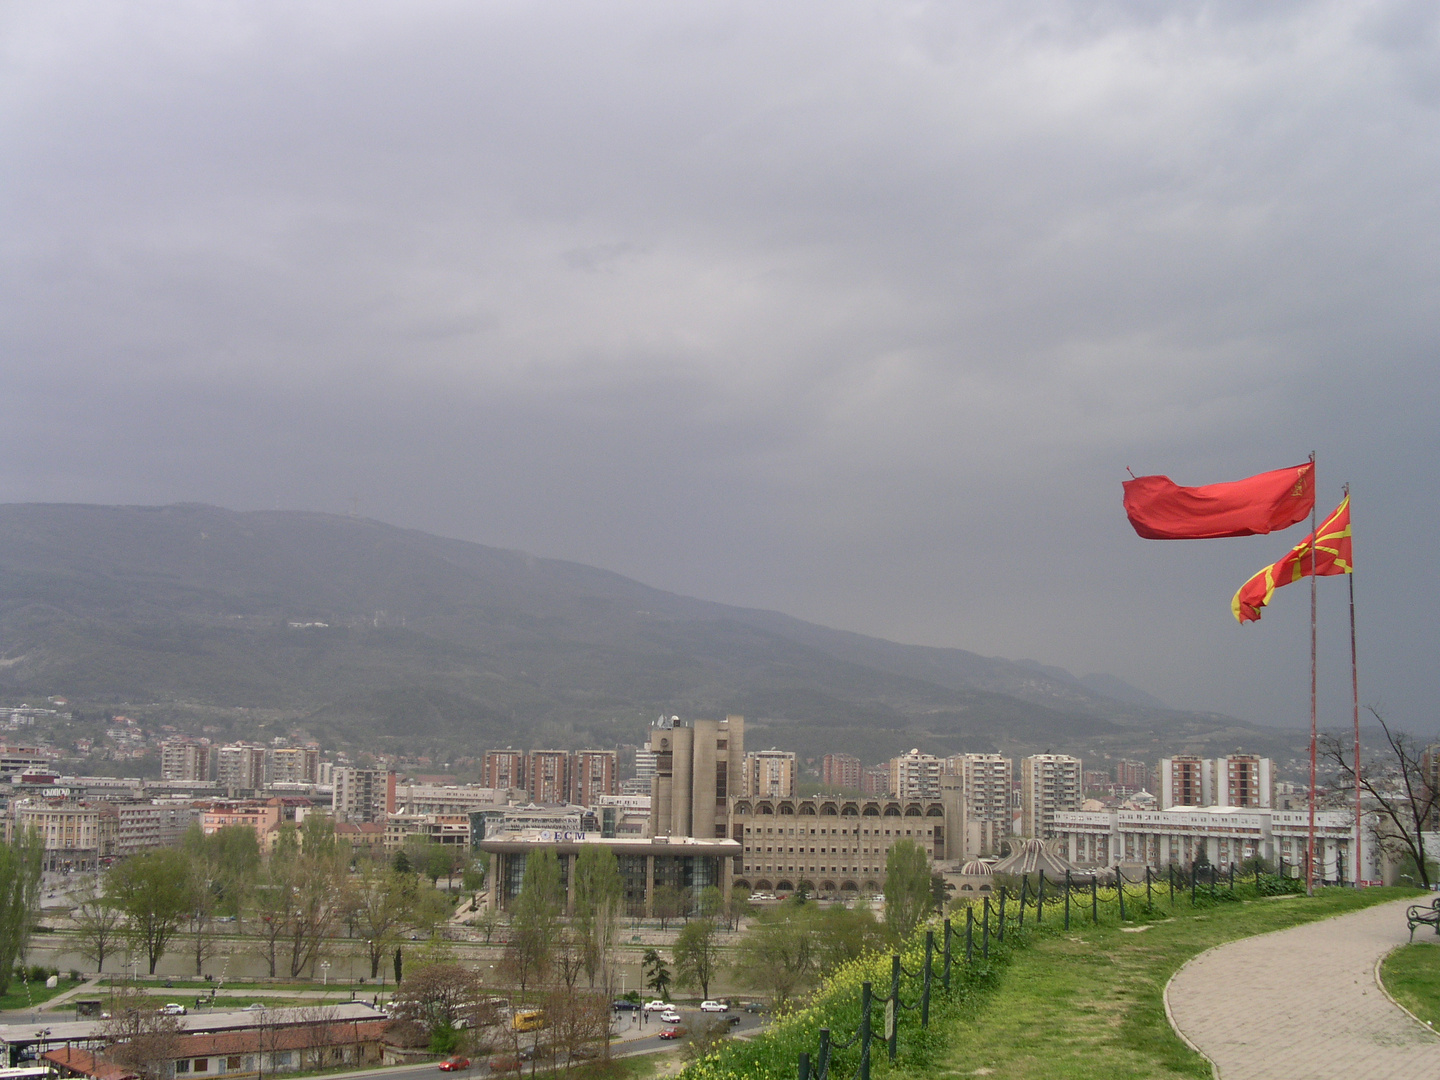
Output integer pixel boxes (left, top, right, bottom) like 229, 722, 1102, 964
948, 753, 1012, 856
215, 745, 266, 790
1020, 754, 1082, 838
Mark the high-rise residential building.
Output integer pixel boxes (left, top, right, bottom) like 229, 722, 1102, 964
1113, 759, 1148, 795
1159, 756, 1214, 809
888, 749, 944, 800
646, 714, 745, 839
1217, 755, 1272, 808
269, 746, 320, 786
742, 750, 797, 798
160, 741, 211, 782
216, 745, 267, 791
571, 750, 618, 805
951, 753, 1012, 855
482, 750, 527, 792
623, 748, 657, 796
1020, 753, 1082, 838
333, 767, 395, 823
1423, 745, 1440, 830
527, 750, 572, 805
861, 766, 889, 796
821, 754, 863, 791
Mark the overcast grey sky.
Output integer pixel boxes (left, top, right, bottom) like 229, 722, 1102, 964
3, 1, 1437, 731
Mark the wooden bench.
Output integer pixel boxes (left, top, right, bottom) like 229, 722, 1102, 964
1406, 897, 1440, 941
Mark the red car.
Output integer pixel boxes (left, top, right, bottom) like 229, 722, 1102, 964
437, 1057, 470, 1071
658, 1026, 685, 1040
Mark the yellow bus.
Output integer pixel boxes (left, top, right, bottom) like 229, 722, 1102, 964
512, 1009, 545, 1032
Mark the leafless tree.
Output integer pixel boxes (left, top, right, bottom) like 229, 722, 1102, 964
99, 987, 183, 1080
1321, 707, 1440, 888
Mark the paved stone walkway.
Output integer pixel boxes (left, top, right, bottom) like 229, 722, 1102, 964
1166, 896, 1440, 1079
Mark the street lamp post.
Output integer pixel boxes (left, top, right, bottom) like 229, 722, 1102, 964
320, 961, 330, 987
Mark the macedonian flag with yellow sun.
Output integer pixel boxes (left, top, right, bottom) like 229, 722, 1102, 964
1232, 497, 1352, 624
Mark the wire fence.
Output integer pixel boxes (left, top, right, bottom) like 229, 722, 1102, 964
789, 861, 1312, 1080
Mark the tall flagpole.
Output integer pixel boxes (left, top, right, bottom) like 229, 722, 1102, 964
1347, 483, 1361, 885
1307, 451, 1318, 897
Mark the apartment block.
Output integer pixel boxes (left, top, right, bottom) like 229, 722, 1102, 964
861, 766, 889, 796
1217, 754, 1272, 808
1159, 756, 1213, 808
269, 747, 320, 786
333, 767, 396, 823
527, 750, 572, 805
1020, 754, 1082, 838
888, 749, 944, 801
571, 750, 618, 805
482, 750, 527, 792
6, 799, 117, 870
216, 745, 267, 791
951, 753, 1012, 856
742, 749, 797, 798
1113, 759, 1148, 794
160, 741, 212, 782
821, 754, 863, 791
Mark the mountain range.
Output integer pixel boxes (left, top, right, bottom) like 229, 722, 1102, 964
0, 503, 1300, 767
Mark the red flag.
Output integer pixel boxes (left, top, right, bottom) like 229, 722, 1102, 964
1123, 462, 1314, 539
1232, 497, 1352, 623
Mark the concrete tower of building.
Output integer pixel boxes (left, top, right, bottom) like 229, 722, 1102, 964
646, 714, 745, 839
1113, 759, 1148, 795
269, 747, 320, 786
742, 749, 797, 798
1020, 754, 1082, 838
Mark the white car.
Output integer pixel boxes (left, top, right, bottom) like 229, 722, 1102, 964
699, 1001, 727, 1013
160, 1004, 187, 1016
659, 1009, 682, 1024
643, 1001, 673, 1013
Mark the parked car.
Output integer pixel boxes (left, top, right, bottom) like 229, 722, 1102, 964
242, 1003, 266, 1012
487, 1055, 521, 1074
437, 1057, 470, 1072
700, 1000, 727, 1013
726, 1014, 743, 1026
160, 1004, 187, 1016
643, 1000, 673, 1012
612, 999, 641, 1011
744, 1002, 766, 1013
659, 1009, 682, 1024
658, 1026, 685, 1041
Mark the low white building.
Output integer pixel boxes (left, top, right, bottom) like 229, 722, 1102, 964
1053, 805, 1379, 882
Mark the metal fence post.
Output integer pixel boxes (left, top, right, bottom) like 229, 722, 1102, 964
799, 1052, 810, 1080
1229, 863, 1235, 893
859, 982, 872, 1080
1018, 876, 1027, 928
817, 1027, 830, 1080
1209, 865, 1216, 901
1091, 874, 1098, 924
1117, 865, 1126, 921
1064, 869, 1071, 930
1190, 862, 1197, 905
942, 918, 952, 991
888, 954, 900, 1062
1036, 868, 1045, 923
998, 887, 1006, 942
1169, 863, 1175, 905
1145, 865, 1152, 908
922, 931, 933, 1028
965, 907, 974, 965
982, 897, 990, 960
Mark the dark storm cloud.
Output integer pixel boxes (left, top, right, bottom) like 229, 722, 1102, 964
3, 1, 1438, 730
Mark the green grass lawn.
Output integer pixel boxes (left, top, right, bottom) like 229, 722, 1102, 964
933, 887, 1419, 1080
0, 977, 83, 1012
1381, 941, 1440, 1029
